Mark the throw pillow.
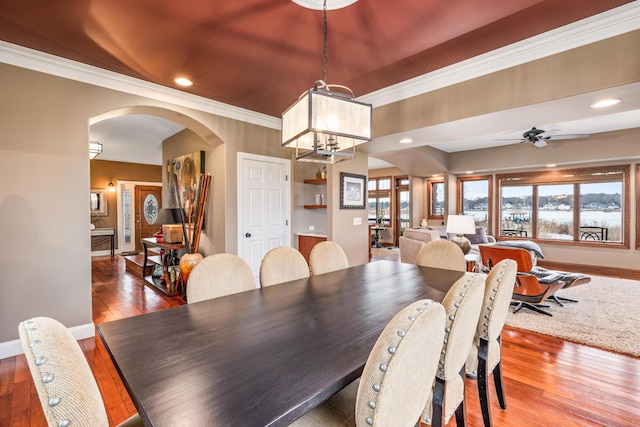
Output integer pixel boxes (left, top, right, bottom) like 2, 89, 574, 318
465, 226, 488, 244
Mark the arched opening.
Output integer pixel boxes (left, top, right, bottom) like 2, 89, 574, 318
89, 106, 223, 256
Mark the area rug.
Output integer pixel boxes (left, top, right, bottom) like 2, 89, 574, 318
505, 275, 640, 357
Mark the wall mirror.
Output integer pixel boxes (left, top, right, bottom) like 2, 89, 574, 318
90, 188, 108, 216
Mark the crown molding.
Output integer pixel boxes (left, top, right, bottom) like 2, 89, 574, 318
0, 41, 281, 130
359, 2, 640, 107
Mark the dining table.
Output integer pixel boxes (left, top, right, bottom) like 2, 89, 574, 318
97, 260, 468, 427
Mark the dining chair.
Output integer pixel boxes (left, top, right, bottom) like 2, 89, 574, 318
416, 240, 467, 272
186, 253, 256, 303
260, 246, 310, 287
18, 317, 143, 427
421, 273, 485, 427
465, 259, 518, 427
289, 299, 446, 427
309, 241, 349, 275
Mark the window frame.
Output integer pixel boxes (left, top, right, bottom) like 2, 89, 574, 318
427, 178, 445, 220
368, 176, 392, 225
496, 165, 629, 248
456, 175, 492, 235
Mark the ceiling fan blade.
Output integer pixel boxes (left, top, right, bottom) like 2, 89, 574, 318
495, 138, 525, 141
532, 139, 548, 148
546, 133, 590, 140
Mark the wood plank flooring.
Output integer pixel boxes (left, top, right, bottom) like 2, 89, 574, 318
1, 250, 639, 426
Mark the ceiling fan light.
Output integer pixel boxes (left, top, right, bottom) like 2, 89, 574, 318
590, 98, 621, 108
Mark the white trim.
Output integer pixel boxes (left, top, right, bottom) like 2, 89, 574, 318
359, 2, 640, 107
0, 322, 95, 359
0, 41, 281, 130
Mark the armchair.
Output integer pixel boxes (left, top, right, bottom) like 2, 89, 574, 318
478, 245, 565, 316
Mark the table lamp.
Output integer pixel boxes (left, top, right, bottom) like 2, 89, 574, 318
446, 214, 476, 255
154, 208, 181, 243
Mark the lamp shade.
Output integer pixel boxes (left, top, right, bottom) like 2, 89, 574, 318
155, 208, 182, 225
282, 85, 372, 164
445, 215, 476, 235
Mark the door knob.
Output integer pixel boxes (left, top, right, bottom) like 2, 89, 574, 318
245, 233, 251, 238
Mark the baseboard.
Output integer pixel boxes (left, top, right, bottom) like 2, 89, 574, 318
0, 322, 95, 360
91, 249, 113, 257
536, 260, 640, 281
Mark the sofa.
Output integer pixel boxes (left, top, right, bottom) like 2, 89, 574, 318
399, 226, 495, 264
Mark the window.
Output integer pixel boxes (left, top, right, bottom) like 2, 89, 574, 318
368, 177, 391, 225
498, 166, 628, 246
428, 179, 444, 219
458, 176, 491, 233
396, 177, 410, 234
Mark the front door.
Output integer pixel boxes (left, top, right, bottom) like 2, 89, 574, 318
238, 153, 291, 281
134, 185, 163, 251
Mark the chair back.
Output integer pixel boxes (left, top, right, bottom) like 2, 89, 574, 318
479, 245, 532, 272
438, 274, 485, 381
416, 240, 466, 272
19, 317, 110, 427
356, 300, 446, 427
466, 259, 517, 376
260, 246, 310, 287
187, 253, 256, 303
309, 241, 349, 275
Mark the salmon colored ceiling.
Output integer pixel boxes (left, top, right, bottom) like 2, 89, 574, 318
0, 0, 632, 117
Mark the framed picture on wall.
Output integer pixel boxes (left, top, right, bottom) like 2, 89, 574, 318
340, 172, 366, 209
166, 151, 205, 224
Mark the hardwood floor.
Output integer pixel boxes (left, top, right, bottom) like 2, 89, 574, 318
1, 251, 639, 426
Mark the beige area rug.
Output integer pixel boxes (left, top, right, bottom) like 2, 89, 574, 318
505, 275, 640, 357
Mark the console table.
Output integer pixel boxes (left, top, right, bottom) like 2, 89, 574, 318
141, 237, 185, 296
90, 227, 115, 256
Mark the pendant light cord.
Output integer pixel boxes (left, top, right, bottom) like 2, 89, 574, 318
322, 0, 328, 84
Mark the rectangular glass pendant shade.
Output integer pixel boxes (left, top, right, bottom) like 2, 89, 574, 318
282, 88, 372, 164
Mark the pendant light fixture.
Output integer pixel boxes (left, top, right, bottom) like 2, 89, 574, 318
89, 141, 103, 159
282, 0, 372, 164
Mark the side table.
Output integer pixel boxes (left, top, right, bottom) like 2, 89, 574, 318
465, 253, 480, 272
141, 237, 185, 296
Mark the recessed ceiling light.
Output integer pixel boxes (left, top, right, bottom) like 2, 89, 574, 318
175, 77, 193, 87
398, 138, 413, 144
590, 98, 621, 108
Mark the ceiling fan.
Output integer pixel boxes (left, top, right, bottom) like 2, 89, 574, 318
498, 127, 590, 148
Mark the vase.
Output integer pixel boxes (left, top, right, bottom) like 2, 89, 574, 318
180, 253, 204, 297
420, 219, 428, 228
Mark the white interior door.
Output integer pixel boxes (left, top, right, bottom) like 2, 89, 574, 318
238, 153, 291, 281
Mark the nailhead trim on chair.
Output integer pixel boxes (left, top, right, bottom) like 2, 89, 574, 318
466, 261, 509, 376
361, 300, 437, 426
22, 318, 74, 427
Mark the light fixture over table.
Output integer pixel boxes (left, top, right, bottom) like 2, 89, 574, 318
282, 0, 372, 164
89, 141, 103, 159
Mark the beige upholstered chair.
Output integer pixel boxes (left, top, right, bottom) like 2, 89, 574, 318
465, 259, 517, 427
416, 240, 467, 272
186, 253, 256, 303
421, 273, 485, 427
309, 241, 349, 275
18, 317, 143, 427
260, 246, 310, 287
289, 299, 446, 427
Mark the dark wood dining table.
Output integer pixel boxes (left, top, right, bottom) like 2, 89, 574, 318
97, 260, 466, 427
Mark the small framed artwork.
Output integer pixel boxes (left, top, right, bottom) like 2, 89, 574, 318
340, 172, 367, 209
